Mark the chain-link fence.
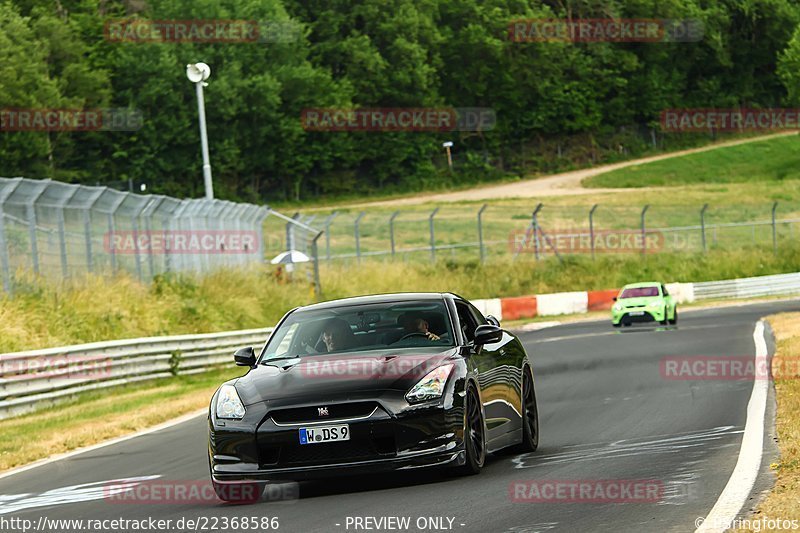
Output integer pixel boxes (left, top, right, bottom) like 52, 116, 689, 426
0, 177, 279, 294
289, 201, 800, 264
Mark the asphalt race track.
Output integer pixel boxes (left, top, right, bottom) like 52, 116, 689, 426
1, 300, 796, 533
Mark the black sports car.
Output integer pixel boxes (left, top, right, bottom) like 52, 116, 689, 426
208, 292, 539, 501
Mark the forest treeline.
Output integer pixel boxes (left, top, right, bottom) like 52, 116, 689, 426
3, 0, 800, 202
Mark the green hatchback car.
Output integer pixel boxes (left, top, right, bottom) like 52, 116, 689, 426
611, 282, 677, 327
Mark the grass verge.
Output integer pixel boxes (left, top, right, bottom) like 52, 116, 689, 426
734, 313, 800, 531
3, 246, 800, 353
584, 134, 800, 188
0, 365, 244, 473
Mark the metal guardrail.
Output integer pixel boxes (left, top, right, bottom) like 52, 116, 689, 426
692, 272, 800, 300
0, 327, 271, 420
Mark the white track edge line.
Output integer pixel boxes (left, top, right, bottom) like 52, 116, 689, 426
695, 320, 769, 532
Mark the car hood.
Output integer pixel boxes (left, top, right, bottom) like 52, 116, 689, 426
234, 347, 459, 406
617, 296, 662, 307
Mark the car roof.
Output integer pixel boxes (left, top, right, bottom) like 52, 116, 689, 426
621, 282, 662, 289
296, 292, 455, 312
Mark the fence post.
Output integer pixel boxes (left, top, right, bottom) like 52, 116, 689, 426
0, 205, 10, 294
324, 211, 338, 261
311, 231, 323, 299
429, 207, 439, 263
772, 202, 779, 254
640, 204, 650, 257
83, 210, 94, 273
57, 206, 69, 278
532, 203, 543, 261
286, 212, 299, 251
26, 203, 40, 275
477, 204, 488, 263
589, 204, 598, 260
700, 204, 709, 253
389, 211, 400, 258
354, 211, 365, 263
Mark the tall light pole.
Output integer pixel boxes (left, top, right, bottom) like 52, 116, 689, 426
186, 62, 214, 199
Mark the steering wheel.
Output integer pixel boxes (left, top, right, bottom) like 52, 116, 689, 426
398, 332, 430, 341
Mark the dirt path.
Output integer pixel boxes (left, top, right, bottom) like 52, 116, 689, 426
339, 132, 795, 208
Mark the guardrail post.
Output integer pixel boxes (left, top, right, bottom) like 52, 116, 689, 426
324, 211, 338, 261
589, 204, 598, 260
700, 204, 709, 253
640, 204, 650, 257
389, 211, 400, 258
354, 211, 365, 263
772, 202, 779, 254
477, 204, 488, 263
429, 207, 439, 263
0, 205, 11, 295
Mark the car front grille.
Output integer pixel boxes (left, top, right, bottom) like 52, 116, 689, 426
270, 402, 378, 425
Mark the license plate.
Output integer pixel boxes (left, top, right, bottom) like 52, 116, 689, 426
299, 425, 350, 445
629, 311, 645, 316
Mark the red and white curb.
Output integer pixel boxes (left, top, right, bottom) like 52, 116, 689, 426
472, 283, 695, 321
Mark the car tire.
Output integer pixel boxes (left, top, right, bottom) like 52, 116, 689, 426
669, 308, 678, 325
659, 305, 668, 325
453, 384, 486, 476
514, 369, 539, 453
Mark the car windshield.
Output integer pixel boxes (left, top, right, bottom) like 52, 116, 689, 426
260, 300, 455, 362
619, 286, 660, 298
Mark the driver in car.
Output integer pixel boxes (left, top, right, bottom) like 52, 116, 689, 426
400, 316, 441, 341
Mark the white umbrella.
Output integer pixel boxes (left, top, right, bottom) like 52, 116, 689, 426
270, 250, 310, 265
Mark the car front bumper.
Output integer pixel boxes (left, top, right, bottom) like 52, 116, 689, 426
611, 307, 666, 324
209, 395, 466, 482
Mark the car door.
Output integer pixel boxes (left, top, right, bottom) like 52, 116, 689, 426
454, 299, 521, 444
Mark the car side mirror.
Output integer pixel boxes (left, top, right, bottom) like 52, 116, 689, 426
474, 324, 503, 346
612, 297, 617, 301
234, 346, 256, 367
486, 315, 500, 327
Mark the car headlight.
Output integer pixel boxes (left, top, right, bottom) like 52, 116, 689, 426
216, 384, 246, 419
405, 364, 454, 404
613, 303, 623, 311
648, 301, 661, 308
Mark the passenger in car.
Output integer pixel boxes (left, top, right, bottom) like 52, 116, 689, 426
321, 318, 356, 352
